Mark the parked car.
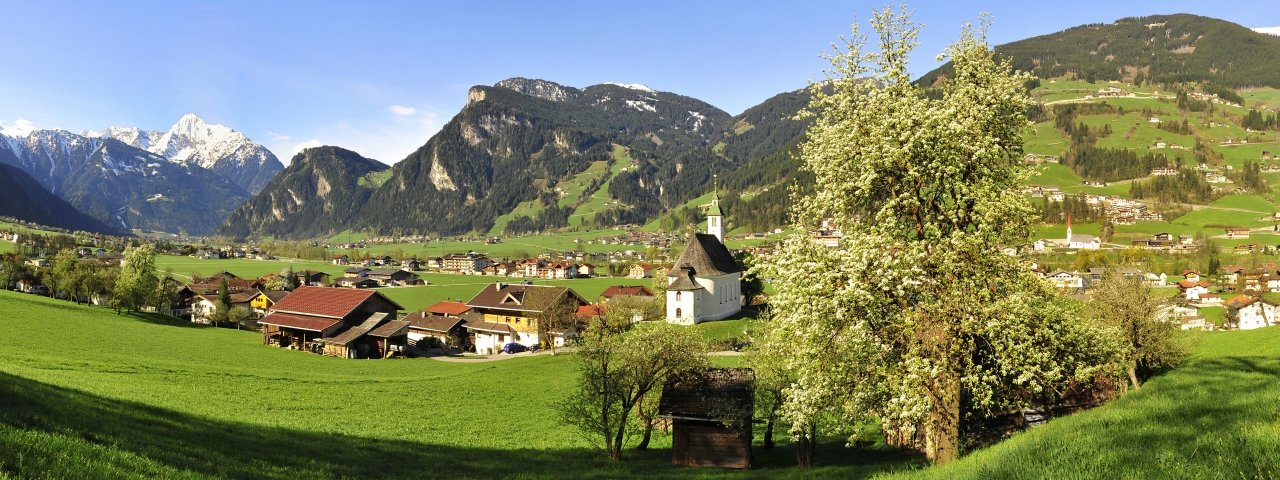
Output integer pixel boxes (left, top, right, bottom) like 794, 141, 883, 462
501, 342, 528, 354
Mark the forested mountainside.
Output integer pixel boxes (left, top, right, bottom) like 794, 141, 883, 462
217, 147, 388, 239
919, 14, 1280, 88
0, 163, 120, 234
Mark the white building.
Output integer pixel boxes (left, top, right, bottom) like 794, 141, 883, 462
666, 193, 743, 325
1226, 296, 1278, 330
1066, 218, 1100, 250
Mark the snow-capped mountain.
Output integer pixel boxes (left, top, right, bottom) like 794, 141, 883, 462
87, 113, 283, 193
0, 129, 249, 235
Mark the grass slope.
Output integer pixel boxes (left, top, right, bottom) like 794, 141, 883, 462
0, 291, 914, 479
568, 145, 635, 227
884, 328, 1280, 479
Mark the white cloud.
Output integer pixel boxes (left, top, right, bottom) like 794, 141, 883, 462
267, 131, 292, 142
291, 139, 323, 156
388, 104, 417, 117
0, 118, 37, 137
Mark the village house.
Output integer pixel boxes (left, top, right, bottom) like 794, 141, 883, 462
258, 286, 406, 359
601, 285, 655, 302
366, 268, 421, 286
1225, 295, 1279, 330
1045, 270, 1085, 290
1178, 279, 1212, 302
463, 283, 590, 354
658, 368, 756, 469
343, 267, 371, 278
402, 306, 470, 350
335, 277, 378, 289
628, 262, 656, 279
400, 259, 421, 271
667, 193, 743, 325
248, 290, 290, 318
295, 271, 331, 287
191, 291, 257, 324
1225, 227, 1251, 240
577, 263, 596, 277
1221, 265, 1246, 285
443, 253, 489, 274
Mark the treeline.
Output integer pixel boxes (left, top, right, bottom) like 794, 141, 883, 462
1202, 84, 1244, 105
1128, 168, 1216, 204
1232, 160, 1267, 193
1038, 195, 1106, 224
1064, 145, 1168, 182
1242, 109, 1280, 131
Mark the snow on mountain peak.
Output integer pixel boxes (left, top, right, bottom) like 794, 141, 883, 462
603, 82, 656, 93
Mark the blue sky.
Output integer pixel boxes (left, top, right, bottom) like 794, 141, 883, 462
2, 1, 1279, 165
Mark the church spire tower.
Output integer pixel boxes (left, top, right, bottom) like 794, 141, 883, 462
707, 174, 724, 242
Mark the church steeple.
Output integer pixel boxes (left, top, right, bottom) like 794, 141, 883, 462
707, 174, 723, 242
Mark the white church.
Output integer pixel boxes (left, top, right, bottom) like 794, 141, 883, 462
666, 191, 744, 325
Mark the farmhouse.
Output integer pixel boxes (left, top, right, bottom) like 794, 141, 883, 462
294, 271, 331, 286
1045, 270, 1085, 290
1225, 227, 1251, 240
628, 263, 656, 279
658, 368, 755, 469
191, 291, 257, 324
1224, 295, 1278, 330
258, 286, 406, 359
666, 194, 743, 325
367, 268, 421, 286
601, 285, 655, 302
248, 290, 290, 317
403, 311, 469, 349
463, 283, 590, 353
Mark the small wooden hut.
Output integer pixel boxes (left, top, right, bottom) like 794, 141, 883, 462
658, 368, 755, 469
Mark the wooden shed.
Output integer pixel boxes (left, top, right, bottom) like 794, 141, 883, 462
658, 368, 755, 469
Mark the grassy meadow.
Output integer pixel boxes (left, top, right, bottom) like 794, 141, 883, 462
0, 290, 914, 479
2, 290, 1278, 478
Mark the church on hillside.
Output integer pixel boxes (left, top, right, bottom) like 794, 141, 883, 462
666, 190, 743, 325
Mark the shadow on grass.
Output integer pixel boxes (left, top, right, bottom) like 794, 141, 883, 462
0, 372, 923, 479
931, 355, 1280, 479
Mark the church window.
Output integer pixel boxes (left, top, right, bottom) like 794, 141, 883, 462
675, 308, 683, 318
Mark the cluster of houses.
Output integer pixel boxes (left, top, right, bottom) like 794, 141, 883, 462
1020, 188, 1163, 225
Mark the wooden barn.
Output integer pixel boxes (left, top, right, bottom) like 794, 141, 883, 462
658, 368, 755, 469
258, 286, 404, 358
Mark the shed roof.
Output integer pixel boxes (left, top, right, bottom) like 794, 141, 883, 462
368, 320, 410, 338
404, 312, 466, 333
601, 285, 654, 299
658, 368, 755, 424
258, 313, 342, 332
323, 313, 388, 346
424, 300, 471, 316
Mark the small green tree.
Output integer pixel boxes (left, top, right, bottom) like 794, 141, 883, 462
1090, 269, 1187, 392
112, 244, 159, 313
227, 306, 252, 331
560, 323, 708, 460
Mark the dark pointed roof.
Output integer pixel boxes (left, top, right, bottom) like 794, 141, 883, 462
667, 267, 704, 291
670, 233, 741, 277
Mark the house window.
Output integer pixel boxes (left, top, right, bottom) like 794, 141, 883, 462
675, 308, 683, 318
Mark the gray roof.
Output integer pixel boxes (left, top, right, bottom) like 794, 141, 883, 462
667, 267, 704, 291
669, 233, 741, 277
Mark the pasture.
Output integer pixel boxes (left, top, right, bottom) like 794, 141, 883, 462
0, 290, 914, 479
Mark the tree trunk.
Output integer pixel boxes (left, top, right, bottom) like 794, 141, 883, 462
636, 416, 653, 450
764, 416, 776, 449
795, 422, 816, 467
1127, 365, 1141, 392
925, 375, 960, 464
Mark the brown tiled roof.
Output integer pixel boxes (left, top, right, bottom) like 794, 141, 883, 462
263, 291, 291, 302
270, 286, 403, 319
464, 320, 516, 334
465, 283, 587, 313
258, 313, 341, 332
368, 320, 410, 338
424, 300, 471, 316
601, 285, 654, 299
1178, 280, 1211, 288
577, 305, 605, 317
670, 233, 741, 277
1225, 295, 1259, 309
658, 368, 755, 423
404, 312, 465, 333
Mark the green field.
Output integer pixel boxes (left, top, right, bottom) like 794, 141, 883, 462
568, 145, 636, 227
3, 291, 1277, 478
0, 239, 14, 254
1171, 208, 1271, 230
895, 327, 1280, 479
0, 290, 916, 479
1210, 194, 1276, 213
